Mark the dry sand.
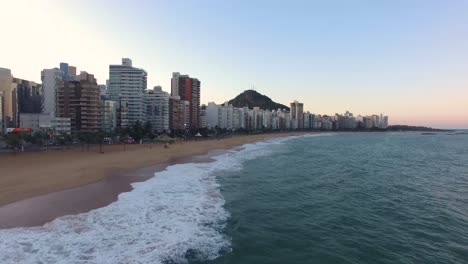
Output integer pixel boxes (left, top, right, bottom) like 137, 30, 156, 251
0, 132, 311, 227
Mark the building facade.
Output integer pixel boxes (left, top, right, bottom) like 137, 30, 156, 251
169, 96, 189, 131
108, 58, 147, 127
0, 68, 45, 128
59, 62, 77, 81
41, 68, 63, 117
199, 104, 207, 128
206, 102, 219, 129
290, 100, 304, 129
171, 72, 200, 130
145, 86, 169, 132
218, 103, 234, 130
101, 99, 117, 133
57, 72, 101, 133
18, 113, 50, 132
17, 113, 71, 135
15, 78, 42, 115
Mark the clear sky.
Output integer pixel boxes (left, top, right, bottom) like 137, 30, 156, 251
1, 0, 467, 128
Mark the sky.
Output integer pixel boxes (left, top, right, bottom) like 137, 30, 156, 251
1, 0, 467, 129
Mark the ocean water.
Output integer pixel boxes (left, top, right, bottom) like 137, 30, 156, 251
1, 133, 468, 264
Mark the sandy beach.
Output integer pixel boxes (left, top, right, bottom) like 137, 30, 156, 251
0, 132, 310, 228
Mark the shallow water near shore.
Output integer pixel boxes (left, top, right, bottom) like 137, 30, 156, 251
0, 135, 297, 263
1, 133, 467, 264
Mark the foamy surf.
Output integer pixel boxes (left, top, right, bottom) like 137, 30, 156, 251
0, 136, 304, 264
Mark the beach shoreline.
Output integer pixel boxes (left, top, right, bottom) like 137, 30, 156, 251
0, 132, 311, 228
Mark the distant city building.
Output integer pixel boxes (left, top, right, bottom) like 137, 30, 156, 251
0, 67, 45, 128
14, 78, 42, 114
263, 109, 272, 129
18, 113, 50, 132
339, 111, 357, 130
2, 62, 395, 134
169, 96, 189, 131
108, 58, 147, 127
57, 71, 101, 133
41, 68, 63, 117
99, 84, 107, 97
171, 72, 201, 130
206, 102, 219, 129
233, 107, 241, 129
372, 115, 380, 128
304, 112, 311, 129
382, 115, 389, 129
284, 110, 291, 129
199, 104, 207, 128
59, 62, 77, 81
52, 117, 72, 134
290, 100, 304, 129
60, 63, 69, 81
18, 113, 71, 135
101, 100, 117, 133
145, 86, 170, 132
218, 103, 234, 130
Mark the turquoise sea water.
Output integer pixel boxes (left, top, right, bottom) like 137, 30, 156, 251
196, 132, 468, 264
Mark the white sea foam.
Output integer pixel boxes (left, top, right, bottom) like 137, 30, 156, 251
0, 136, 304, 264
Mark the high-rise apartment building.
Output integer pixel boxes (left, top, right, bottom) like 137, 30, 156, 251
169, 96, 189, 131
41, 68, 63, 117
59, 62, 77, 81
190, 78, 201, 129
304, 112, 311, 129
57, 72, 101, 133
101, 100, 117, 133
372, 115, 380, 128
9, 78, 42, 127
14, 78, 42, 115
263, 109, 272, 129
382, 115, 389, 129
146, 86, 170, 132
108, 58, 147, 127
59, 62, 77, 80
206, 102, 219, 130
0, 68, 44, 128
218, 103, 234, 130
290, 100, 304, 129
199, 104, 207, 128
99, 84, 107, 97
171, 72, 200, 130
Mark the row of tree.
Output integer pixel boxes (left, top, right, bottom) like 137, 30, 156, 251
3, 120, 414, 151
0, 120, 207, 150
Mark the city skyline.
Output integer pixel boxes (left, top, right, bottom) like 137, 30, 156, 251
1, 0, 467, 129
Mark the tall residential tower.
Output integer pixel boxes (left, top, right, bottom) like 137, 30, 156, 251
171, 72, 201, 130
108, 58, 147, 127
290, 100, 304, 129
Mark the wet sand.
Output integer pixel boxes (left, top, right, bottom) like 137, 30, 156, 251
0, 132, 310, 228
0, 152, 218, 229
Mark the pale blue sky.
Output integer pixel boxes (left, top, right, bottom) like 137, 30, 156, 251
1, 0, 467, 128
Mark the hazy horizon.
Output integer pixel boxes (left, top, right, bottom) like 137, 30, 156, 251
1, 0, 467, 129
